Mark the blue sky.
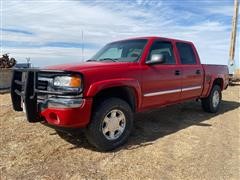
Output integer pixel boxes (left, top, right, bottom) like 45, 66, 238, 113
1, 0, 239, 67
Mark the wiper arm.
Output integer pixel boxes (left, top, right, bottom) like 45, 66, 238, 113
86, 59, 97, 62
99, 58, 118, 62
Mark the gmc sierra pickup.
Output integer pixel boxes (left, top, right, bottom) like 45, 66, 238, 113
11, 37, 229, 151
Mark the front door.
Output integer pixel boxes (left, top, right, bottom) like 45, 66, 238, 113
141, 40, 181, 109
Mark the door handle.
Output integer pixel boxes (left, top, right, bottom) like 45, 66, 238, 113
175, 70, 180, 76
196, 70, 201, 75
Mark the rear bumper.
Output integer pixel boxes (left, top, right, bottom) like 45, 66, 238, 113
40, 98, 93, 128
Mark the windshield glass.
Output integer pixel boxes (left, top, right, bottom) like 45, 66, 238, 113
91, 39, 147, 62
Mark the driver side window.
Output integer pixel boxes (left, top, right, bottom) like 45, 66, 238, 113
148, 41, 176, 64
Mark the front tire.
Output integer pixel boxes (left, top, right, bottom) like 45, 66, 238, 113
201, 85, 222, 113
85, 98, 133, 151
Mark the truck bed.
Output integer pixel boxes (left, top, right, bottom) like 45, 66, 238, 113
202, 64, 229, 93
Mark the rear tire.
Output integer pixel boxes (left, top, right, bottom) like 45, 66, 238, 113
85, 98, 133, 151
201, 85, 222, 113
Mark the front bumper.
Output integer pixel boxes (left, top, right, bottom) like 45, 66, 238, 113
40, 98, 92, 128
11, 68, 92, 128
39, 97, 84, 109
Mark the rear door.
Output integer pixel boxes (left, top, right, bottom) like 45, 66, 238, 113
141, 40, 181, 109
175, 42, 204, 100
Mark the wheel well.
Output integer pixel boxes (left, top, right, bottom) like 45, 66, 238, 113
93, 86, 137, 112
213, 78, 223, 90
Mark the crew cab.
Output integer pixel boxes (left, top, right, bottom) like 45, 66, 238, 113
11, 37, 229, 151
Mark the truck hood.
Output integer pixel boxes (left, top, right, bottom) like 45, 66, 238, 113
45, 61, 134, 72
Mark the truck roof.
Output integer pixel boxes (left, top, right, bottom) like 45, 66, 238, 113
112, 36, 193, 44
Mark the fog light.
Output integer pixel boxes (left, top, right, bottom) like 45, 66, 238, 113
49, 112, 60, 124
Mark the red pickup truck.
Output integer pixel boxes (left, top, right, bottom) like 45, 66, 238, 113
11, 37, 228, 151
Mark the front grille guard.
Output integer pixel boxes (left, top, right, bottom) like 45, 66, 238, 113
11, 68, 82, 122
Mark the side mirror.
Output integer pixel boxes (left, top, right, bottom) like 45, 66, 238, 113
146, 54, 166, 65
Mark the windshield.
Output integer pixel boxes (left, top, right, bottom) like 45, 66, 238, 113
91, 39, 147, 62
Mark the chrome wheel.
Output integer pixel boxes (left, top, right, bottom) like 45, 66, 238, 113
102, 109, 126, 140
212, 90, 220, 108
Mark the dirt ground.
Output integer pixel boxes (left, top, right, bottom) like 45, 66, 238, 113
0, 86, 239, 180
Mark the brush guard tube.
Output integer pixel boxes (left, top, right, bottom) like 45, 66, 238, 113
11, 68, 83, 123
11, 70, 40, 122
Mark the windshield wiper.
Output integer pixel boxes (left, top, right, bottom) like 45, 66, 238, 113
99, 58, 118, 62
86, 59, 97, 62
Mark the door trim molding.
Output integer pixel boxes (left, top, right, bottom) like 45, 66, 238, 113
144, 89, 181, 97
182, 85, 201, 92
144, 85, 202, 97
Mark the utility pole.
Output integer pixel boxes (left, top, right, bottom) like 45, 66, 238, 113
26, 57, 31, 68
0, 0, 3, 55
229, 0, 239, 75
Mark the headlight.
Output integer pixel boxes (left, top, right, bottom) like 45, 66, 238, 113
53, 75, 82, 91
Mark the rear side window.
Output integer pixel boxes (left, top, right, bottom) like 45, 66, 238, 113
148, 41, 176, 64
176, 42, 197, 64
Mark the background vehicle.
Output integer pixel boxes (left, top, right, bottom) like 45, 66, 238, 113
11, 37, 229, 151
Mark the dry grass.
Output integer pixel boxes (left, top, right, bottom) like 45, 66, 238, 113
0, 86, 240, 179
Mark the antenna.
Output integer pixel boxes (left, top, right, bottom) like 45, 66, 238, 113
82, 30, 84, 61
